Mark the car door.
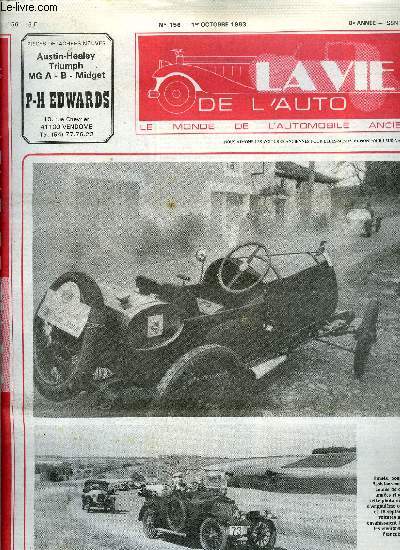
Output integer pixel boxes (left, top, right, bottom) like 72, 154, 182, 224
263, 259, 338, 348
203, 296, 269, 362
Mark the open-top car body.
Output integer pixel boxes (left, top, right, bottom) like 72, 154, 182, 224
138, 471, 277, 550
33, 241, 379, 414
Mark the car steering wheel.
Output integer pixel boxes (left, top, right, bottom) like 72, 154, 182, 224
218, 242, 272, 294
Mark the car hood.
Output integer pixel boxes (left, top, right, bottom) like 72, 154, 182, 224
99, 282, 166, 320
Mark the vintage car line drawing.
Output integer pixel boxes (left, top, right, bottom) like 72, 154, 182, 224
81, 479, 116, 513
33, 241, 379, 414
138, 471, 277, 550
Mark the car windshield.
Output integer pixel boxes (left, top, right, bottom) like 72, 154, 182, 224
225, 243, 322, 282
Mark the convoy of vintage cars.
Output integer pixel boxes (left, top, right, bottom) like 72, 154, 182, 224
138, 470, 277, 550
78, 471, 277, 549
34, 240, 379, 414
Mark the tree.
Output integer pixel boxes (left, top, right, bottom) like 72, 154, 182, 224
334, 161, 400, 194
334, 161, 366, 186
364, 161, 400, 193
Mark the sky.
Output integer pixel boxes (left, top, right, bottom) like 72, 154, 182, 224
35, 417, 355, 459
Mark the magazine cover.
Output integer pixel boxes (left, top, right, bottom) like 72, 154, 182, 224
1, 2, 400, 550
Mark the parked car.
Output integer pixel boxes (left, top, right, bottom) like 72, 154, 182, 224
138, 472, 277, 550
81, 479, 116, 513
33, 241, 379, 414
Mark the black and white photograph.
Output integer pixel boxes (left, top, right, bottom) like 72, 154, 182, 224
32, 160, 400, 417
4, 3, 400, 550
34, 417, 356, 550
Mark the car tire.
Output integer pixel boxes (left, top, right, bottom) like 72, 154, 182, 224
152, 344, 255, 415
249, 519, 277, 550
354, 299, 379, 378
165, 495, 187, 532
158, 77, 196, 114
142, 508, 159, 539
33, 271, 106, 401
199, 517, 228, 550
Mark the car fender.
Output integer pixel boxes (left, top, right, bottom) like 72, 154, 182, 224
151, 66, 202, 92
151, 64, 253, 94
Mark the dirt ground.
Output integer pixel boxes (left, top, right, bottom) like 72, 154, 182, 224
35, 482, 356, 550
33, 214, 400, 417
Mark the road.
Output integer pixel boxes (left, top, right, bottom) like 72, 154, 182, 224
35, 483, 356, 550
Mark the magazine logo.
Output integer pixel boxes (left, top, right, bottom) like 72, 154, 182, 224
138, 34, 400, 122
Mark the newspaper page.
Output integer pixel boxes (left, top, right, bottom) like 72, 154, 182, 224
1, 2, 400, 550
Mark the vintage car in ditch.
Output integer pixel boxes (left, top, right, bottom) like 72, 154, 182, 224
138, 472, 277, 550
33, 240, 379, 413
81, 479, 116, 513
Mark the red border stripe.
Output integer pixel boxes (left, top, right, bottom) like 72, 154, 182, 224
1, 34, 12, 550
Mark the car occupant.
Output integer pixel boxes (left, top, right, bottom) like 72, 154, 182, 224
172, 472, 187, 491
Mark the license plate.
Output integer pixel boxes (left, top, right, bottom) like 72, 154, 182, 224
228, 525, 248, 537
38, 288, 91, 338
147, 314, 163, 338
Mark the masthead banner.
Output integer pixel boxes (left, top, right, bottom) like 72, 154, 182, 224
137, 32, 400, 134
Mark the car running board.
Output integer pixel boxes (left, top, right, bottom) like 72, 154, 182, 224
251, 355, 288, 379
156, 528, 186, 538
